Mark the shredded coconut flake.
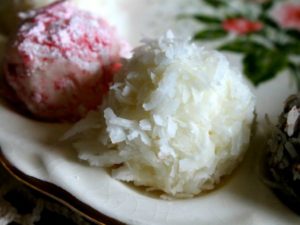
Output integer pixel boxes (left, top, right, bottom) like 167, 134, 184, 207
285, 106, 300, 136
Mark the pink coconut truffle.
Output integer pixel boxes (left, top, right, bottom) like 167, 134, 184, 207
4, 0, 130, 121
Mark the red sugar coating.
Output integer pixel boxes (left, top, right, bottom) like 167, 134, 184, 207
4, 0, 129, 121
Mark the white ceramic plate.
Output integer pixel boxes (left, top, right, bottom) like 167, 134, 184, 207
1, 0, 300, 224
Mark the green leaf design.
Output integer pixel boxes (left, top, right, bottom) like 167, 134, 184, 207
203, 0, 226, 8
243, 49, 288, 86
259, 16, 280, 30
193, 14, 222, 24
278, 42, 300, 55
286, 30, 300, 40
261, 1, 275, 12
194, 29, 227, 40
218, 39, 267, 54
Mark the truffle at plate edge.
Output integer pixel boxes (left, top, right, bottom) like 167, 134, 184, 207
264, 93, 300, 214
3, 0, 130, 121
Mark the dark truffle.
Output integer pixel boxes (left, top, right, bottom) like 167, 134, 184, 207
265, 93, 300, 214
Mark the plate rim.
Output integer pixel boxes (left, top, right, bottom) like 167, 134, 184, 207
0, 146, 125, 225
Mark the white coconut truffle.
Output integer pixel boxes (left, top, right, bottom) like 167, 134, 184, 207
67, 32, 256, 198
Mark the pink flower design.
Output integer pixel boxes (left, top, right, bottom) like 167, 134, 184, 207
222, 18, 263, 35
273, 3, 300, 31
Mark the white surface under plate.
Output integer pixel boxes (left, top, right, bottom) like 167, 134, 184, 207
1, 0, 300, 224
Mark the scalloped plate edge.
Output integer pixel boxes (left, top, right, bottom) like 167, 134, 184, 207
0, 146, 125, 225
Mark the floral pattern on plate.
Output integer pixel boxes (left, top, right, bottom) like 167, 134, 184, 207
189, 0, 300, 87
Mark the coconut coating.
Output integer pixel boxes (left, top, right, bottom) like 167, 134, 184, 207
66, 32, 256, 197
4, 1, 129, 121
